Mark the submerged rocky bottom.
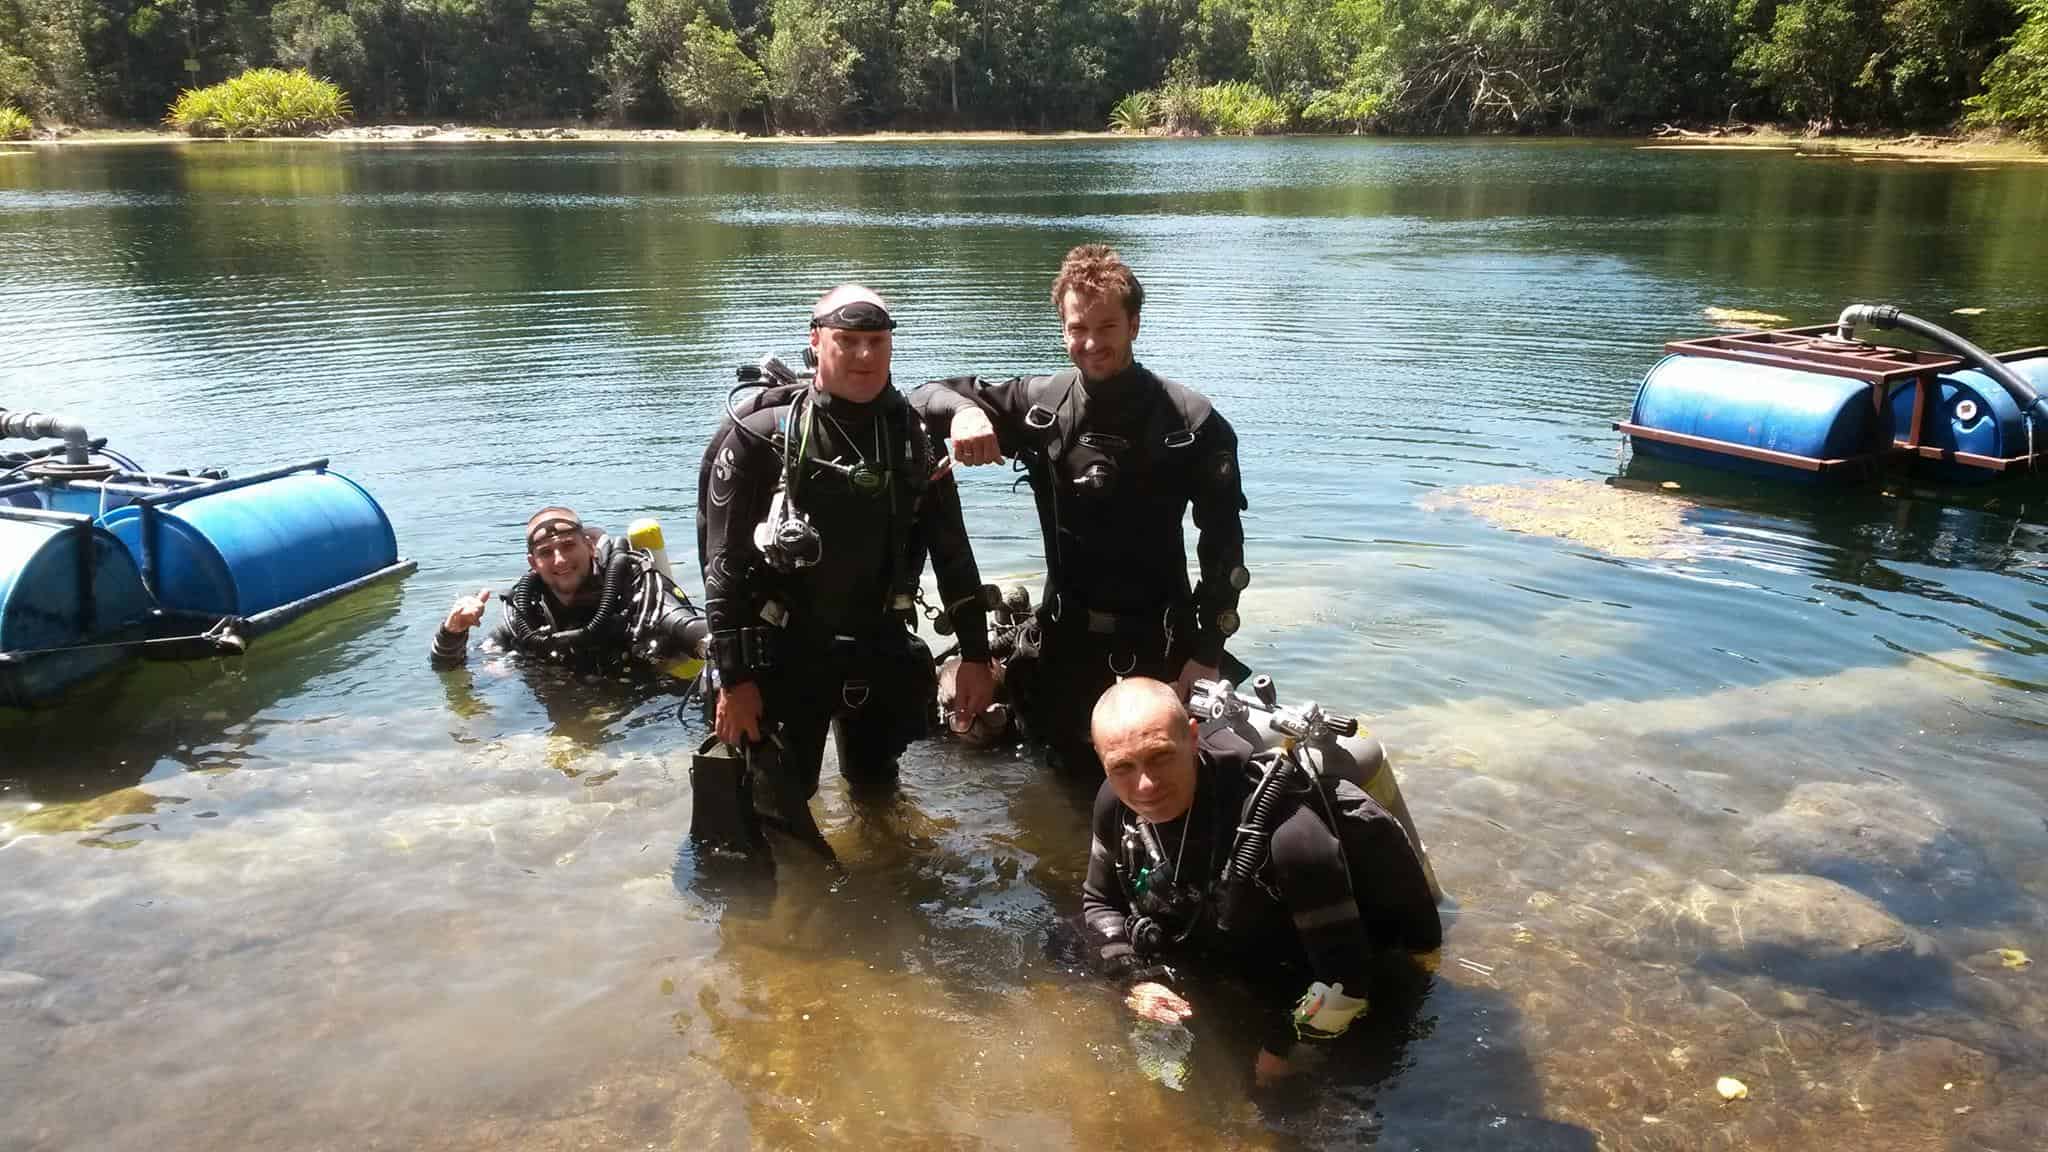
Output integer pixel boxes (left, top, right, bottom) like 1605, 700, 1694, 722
2, 644, 2041, 1151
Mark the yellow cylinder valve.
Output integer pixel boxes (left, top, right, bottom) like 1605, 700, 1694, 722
626, 517, 674, 584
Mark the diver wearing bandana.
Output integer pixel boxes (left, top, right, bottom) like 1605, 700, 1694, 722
695, 285, 995, 811
431, 506, 708, 671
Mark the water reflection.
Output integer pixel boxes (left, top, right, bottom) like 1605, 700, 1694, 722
1, 584, 404, 805
2, 140, 2045, 1149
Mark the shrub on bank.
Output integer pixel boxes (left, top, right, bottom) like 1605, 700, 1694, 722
0, 106, 29, 140
1149, 80, 1290, 136
165, 69, 351, 138
1108, 92, 1155, 133
1201, 82, 1289, 136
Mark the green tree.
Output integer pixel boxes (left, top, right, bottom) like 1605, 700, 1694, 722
595, 0, 703, 120
1735, 0, 1882, 130
272, 0, 369, 99
1872, 0, 2013, 125
1968, 0, 2048, 140
895, 0, 963, 117
760, 0, 856, 130
2, 0, 96, 117
661, 11, 759, 127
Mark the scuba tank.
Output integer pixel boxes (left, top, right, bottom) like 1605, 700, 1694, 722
1189, 677, 1441, 903
628, 517, 675, 583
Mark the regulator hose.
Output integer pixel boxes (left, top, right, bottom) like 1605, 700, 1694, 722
505, 549, 638, 650
1837, 304, 2048, 429
1214, 753, 1300, 934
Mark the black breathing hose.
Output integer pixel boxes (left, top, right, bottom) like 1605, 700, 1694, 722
506, 549, 638, 649
1839, 305, 2048, 427
1213, 754, 1298, 933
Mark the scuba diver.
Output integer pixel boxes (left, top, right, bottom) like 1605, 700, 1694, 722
1078, 678, 1441, 1087
694, 285, 995, 838
910, 244, 1248, 775
932, 583, 1038, 749
431, 506, 708, 672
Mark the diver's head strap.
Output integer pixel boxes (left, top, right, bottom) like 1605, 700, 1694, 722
526, 513, 585, 553
810, 299, 897, 332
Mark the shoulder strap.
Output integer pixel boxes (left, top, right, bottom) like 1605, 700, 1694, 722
1150, 374, 1212, 450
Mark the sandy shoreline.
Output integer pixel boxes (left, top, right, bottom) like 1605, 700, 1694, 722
1637, 127, 2048, 164
10, 124, 1126, 147
7, 123, 2042, 161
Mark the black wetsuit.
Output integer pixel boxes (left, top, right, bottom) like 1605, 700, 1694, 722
697, 383, 989, 799
911, 362, 1245, 774
430, 537, 706, 673
1080, 730, 1442, 1055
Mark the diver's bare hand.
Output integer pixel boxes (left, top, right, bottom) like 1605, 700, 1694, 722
443, 588, 491, 633
1125, 981, 1193, 1025
716, 682, 764, 745
948, 408, 1002, 466
1253, 1048, 1294, 1087
948, 659, 996, 730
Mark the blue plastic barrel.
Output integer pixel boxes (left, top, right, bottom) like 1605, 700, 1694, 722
1888, 353, 2048, 483
44, 486, 138, 517
1630, 354, 1882, 477
100, 470, 399, 617
0, 518, 153, 704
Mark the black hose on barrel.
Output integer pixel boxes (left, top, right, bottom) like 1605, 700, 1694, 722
1838, 305, 2048, 428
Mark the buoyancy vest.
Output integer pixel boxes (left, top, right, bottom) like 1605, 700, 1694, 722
698, 383, 936, 631
1012, 367, 1213, 601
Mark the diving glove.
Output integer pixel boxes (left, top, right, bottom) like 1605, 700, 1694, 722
1291, 981, 1367, 1041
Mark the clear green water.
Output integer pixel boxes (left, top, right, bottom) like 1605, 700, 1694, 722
1, 139, 2045, 1150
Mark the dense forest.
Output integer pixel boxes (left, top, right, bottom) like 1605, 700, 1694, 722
4, 0, 2047, 138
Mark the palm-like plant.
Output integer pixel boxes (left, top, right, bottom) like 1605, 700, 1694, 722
1107, 91, 1155, 134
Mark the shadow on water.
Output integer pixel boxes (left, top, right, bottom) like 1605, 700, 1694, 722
666, 740, 1596, 1150
1617, 453, 2048, 564
0, 583, 405, 805
435, 652, 707, 762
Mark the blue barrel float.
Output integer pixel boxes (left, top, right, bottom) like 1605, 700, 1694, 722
0, 515, 155, 706
100, 467, 400, 620
1, 413, 414, 705
1618, 306, 2047, 483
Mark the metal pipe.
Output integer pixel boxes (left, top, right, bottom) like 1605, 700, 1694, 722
0, 504, 90, 525
0, 410, 94, 466
133, 458, 330, 507
1836, 304, 2048, 428
109, 470, 208, 487
239, 558, 417, 636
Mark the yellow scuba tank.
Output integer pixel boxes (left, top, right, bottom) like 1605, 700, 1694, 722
627, 517, 675, 584
626, 516, 705, 682
1191, 677, 1442, 903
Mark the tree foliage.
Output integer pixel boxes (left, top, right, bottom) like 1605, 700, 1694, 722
760, 0, 856, 131
1969, 0, 2048, 139
661, 11, 759, 127
1, 0, 2041, 138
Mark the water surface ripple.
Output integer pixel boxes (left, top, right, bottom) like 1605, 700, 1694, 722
2, 139, 2045, 1151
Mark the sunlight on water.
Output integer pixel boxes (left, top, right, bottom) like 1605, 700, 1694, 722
2, 139, 2044, 1150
